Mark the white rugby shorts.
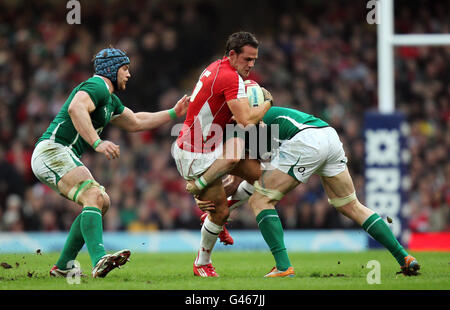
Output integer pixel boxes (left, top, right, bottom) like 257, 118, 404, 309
31, 140, 84, 193
269, 127, 347, 183
171, 142, 223, 180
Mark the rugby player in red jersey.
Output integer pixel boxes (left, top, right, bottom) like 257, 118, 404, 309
172, 32, 272, 277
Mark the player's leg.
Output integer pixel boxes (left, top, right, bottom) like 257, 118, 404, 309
197, 159, 261, 247
58, 166, 131, 278
204, 158, 262, 242
320, 127, 419, 275
193, 178, 229, 276
57, 166, 106, 266
49, 204, 85, 277
223, 176, 253, 211
31, 142, 87, 276
250, 128, 330, 277
188, 140, 260, 247
222, 175, 243, 197
248, 168, 299, 277
172, 141, 229, 275
52, 176, 111, 275
53, 210, 85, 273
229, 158, 261, 184
227, 158, 260, 206
321, 169, 419, 275
199, 156, 261, 212
186, 136, 247, 195
57, 166, 130, 277
320, 168, 373, 225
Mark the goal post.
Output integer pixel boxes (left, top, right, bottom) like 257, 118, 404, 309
377, 0, 450, 114
365, 0, 450, 248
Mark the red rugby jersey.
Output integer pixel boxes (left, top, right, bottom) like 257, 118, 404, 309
177, 57, 246, 153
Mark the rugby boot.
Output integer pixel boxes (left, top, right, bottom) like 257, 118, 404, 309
264, 266, 295, 278
398, 255, 420, 276
50, 265, 84, 278
193, 262, 219, 277
200, 213, 234, 245
92, 249, 131, 278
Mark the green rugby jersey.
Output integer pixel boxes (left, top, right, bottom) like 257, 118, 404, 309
247, 107, 329, 158
37, 76, 125, 158
262, 106, 329, 141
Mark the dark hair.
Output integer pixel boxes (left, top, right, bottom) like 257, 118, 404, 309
224, 31, 259, 56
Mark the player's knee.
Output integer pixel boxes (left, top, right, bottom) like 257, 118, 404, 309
81, 187, 105, 209
250, 185, 280, 206
93, 190, 108, 211
226, 157, 241, 169
101, 192, 111, 216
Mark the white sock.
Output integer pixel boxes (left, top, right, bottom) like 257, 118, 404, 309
195, 216, 223, 266
228, 181, 254, 211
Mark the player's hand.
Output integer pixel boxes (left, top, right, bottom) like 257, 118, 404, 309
261, 87, 273, 106
173, 94, 190, 117
186, 179, 202, 195
95, 140, 120, 160
194, 197, 215, 212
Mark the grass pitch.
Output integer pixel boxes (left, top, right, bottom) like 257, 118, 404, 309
0, 250, 448, 290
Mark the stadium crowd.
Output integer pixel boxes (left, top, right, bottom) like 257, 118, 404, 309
0, 0, 448, 233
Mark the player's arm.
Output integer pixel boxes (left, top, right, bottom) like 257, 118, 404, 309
68, 91, 120, 160
228, 98, 271, 126
110, 95, 189, 132
228, 87, 273, 126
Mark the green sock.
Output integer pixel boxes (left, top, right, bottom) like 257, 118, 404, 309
55, 213, 85, 270
362, 213, 408, 266
80, 207, 106, 267
256, 209, 291, 271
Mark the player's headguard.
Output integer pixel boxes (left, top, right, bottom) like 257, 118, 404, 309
93, 48, 130, 86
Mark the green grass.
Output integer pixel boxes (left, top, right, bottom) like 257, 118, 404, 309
0, 250, 448, 290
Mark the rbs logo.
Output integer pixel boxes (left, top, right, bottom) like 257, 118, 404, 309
364, 121, 408, 240
365, 129, 399, 165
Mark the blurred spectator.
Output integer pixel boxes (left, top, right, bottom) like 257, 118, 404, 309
1, 194, 23, 231
0, 145, 26, 204
120, 193, 139, 230
0, 0, 448, 233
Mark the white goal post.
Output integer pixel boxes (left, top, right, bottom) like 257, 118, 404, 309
377, 0, 450, 113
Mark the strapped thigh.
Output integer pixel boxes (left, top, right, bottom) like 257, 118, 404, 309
67, 179, 105, 204
253, 181, 285, 201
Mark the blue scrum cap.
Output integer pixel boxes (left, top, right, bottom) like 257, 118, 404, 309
93, 48, 130, 83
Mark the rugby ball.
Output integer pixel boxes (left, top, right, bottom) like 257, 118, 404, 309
244, 80, 265, 107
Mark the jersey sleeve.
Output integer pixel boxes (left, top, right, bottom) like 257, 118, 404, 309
111, 94, 125, 118
221, 72, 247, 102
78, 79, 109, 108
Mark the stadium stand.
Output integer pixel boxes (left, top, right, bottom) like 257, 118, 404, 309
0, 0, 448, 233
